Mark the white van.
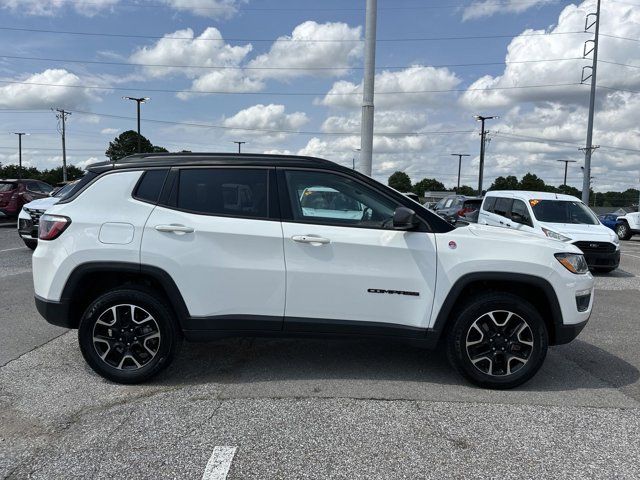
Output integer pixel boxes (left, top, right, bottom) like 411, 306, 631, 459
479, 190, 620, 272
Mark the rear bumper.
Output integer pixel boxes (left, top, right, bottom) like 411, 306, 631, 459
554, 318, 589, 345
35, 295, 73, 328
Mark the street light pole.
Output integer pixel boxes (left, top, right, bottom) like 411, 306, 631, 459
451, 153, 470, 193
233, 141, 246, 154
474, 115, 497, 195
14, 132, 28, 181
123, 96, 150, 153
556, 159, 577, 186
359, 0, 377, 176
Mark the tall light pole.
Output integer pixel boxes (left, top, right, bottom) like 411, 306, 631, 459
474, 115, 497, 195
359, 0, 377, 176
53, 109, 70, 181
123, 96, 149, 153
451, 153, 470, 193
233, 141, 246, 154
353, 147, 361, 170
14, 132, 29, 180
556, 159, 577, 186
581, 0, 601, 205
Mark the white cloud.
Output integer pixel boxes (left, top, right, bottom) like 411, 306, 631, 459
321, 111, 428, 134
75, 157, 102, 170
0, 0, 118, 16
0, 69, 98, 109
247, 21, 362, 79
222, 104, 309, 141
462, 0, 555, 21
101, 128, 119, 135
320, 66, 461, 109
160, 0, 243, 18
178, 70, 264, 99
130, 27, 252, 79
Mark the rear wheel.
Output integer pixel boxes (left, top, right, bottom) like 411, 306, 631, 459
446, 293, 548, 389
78, 288, 179, 384
616, 222, 632, 240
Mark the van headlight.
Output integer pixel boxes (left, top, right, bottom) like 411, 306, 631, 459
555, 253, 589, 274
542, 227, 571, 242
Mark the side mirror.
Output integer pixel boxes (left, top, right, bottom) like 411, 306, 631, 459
511, 212, 531, 227
393, 206, 418, 230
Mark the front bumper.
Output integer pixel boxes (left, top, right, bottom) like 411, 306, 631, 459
554, 318, 589, 345
35, 295, 73, 328
18, 218, 38, 240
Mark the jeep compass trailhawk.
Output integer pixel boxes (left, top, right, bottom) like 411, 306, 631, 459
33, 153, 594, 389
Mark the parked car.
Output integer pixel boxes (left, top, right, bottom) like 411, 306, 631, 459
614, 211, 640, 240
431, 195, 483, 223
0, 179, 54, 219
479, 191, 620, 273
598, 214, 619, 232
34, 153, 593, 389
18, 180, 79, 250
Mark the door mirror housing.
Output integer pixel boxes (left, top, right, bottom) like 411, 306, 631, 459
393, 207, 418, 230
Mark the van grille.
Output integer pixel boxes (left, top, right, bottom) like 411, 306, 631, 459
573, 241, 617, 254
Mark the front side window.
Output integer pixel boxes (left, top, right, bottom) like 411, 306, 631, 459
26, 181, 42, 193
510, 199, 532, 226
493, 197, 513, 217
285, 170, 397, 228
38, 182, 54, 194
530, 200, 599, 225
483, 196, 496, 212
176, 168, 268, 218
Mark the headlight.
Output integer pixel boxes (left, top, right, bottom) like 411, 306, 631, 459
555, 252, 589, 274
541, 227, 571, 242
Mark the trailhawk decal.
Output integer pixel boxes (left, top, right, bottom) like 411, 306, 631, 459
367, 288, 420, 297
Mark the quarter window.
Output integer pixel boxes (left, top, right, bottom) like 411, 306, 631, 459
134, 169, 169, 203
176, 168, 268, 218
285, 170, 397, 228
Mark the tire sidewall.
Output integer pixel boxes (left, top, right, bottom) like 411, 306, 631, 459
447, 294, 548, 389
78, 289, 178, 384
616, 223, 630, 240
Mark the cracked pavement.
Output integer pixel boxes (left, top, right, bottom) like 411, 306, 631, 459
1, 225, 640, 478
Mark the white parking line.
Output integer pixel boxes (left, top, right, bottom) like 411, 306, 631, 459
0, 247, 24, 253
621, 252, 640, 260
202, 446, 237, 480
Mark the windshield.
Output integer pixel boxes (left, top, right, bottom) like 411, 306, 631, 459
0, 182, 16, 192
530, 199, 599, 225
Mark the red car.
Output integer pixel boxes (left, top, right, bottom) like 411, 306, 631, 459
0, 179, 54, 219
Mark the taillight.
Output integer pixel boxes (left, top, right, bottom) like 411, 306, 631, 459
39, 214, 71, 240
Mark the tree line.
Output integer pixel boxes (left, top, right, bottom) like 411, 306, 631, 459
388, 170, 639, 208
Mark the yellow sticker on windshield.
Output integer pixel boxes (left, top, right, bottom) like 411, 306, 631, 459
529, 199, 540, 207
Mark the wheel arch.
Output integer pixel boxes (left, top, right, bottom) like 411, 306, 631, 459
59, 262, 190, 330
431, 272, 564, 346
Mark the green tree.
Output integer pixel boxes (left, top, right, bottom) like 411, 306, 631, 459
388, 171, 412, 192
456, 185, 477, 196
557, 184, 581, 198
105, 130, 167, 161
412, 177, 446, 196
38, 166, 84, 185
519, 173, 546, 191
489, 175, 519, 190
0, 164, 40, 179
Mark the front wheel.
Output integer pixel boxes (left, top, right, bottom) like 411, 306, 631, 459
616, 222, 632, 240
446, 293, 548, 389
78, 288, 179, 384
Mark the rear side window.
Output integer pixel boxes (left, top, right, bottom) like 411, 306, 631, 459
134, 169, 169, 203
494, 197, 513, 217
483, 197, 496, 212
0, 182, 16, 192
176, 168, 268, 218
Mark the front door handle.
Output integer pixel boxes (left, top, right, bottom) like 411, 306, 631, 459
291, 235, 330, 245
155, 224, 194, 234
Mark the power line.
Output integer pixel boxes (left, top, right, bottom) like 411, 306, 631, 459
0, 26, 589, 43
0, 79, 585, 96
0, 53, 583, 71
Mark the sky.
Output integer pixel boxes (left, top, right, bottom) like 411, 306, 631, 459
0, 0, 639, 192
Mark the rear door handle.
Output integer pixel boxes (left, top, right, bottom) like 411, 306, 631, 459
155, 224, 194, 234
291, 235, 330, 245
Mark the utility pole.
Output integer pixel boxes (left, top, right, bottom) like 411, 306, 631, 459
53, 109, 70, 181
580, 0, 601, 205
474, 115, 497, 195
359, 0, 377, 177
233, 141, 246, 154
451, 153, 470, 193
556, 159, 577, 186
123, 96, 149, 153
14, 132, 28, 180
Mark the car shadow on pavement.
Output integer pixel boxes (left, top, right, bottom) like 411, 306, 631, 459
592, 268, 635, 278
154, 335, 639, 398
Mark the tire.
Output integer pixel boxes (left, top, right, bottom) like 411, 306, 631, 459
446, 292, 548, 389
616, 222, 632, 241
23, 239, 37, 250
78, 288, 180, 384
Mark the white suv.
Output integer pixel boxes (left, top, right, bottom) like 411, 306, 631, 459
479, 190, 620, 273
33, 154, 594, 389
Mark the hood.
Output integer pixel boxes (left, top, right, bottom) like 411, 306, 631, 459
463, 223, 582, 253
23, 196, 60, 210
538, 222, 617, 243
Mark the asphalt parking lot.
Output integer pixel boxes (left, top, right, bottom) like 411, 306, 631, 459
1, 223, 640, 479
